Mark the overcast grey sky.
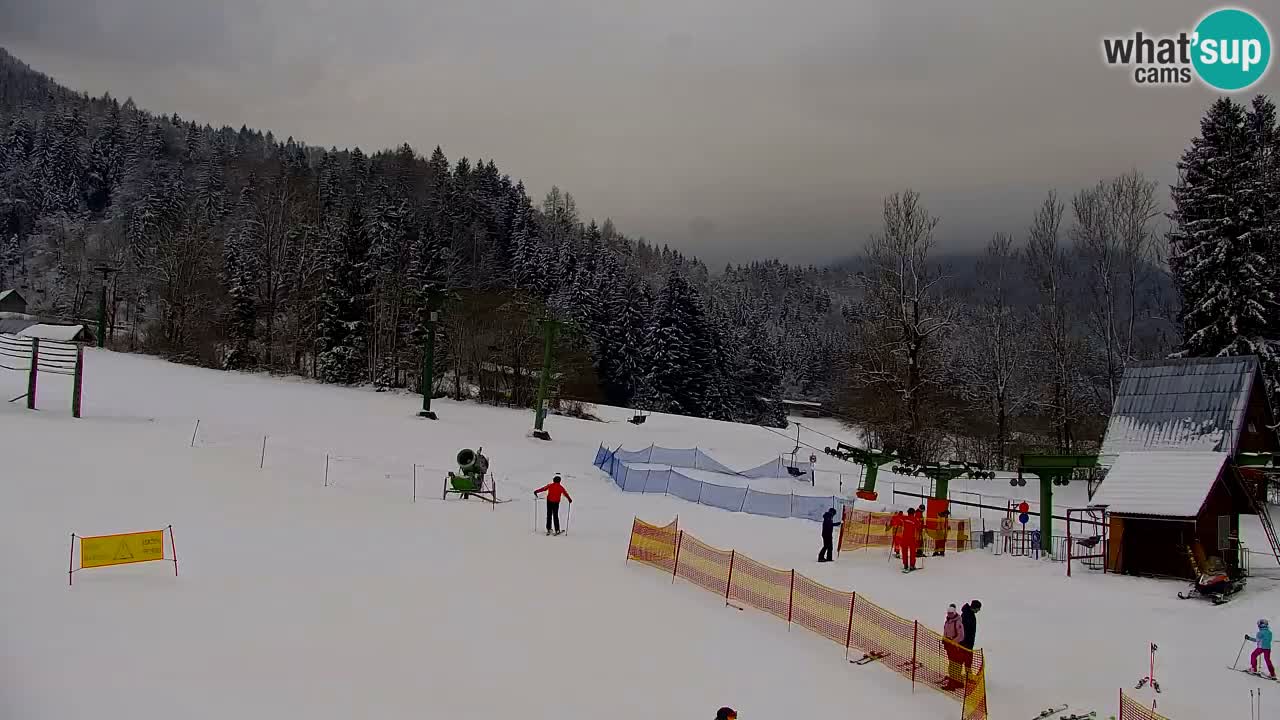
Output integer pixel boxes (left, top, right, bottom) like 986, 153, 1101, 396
1, 1, 1277, 264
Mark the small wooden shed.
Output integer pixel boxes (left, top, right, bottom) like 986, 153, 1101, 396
0, 289, 27, 314
1090, 355, 1280, 579
1092, 451, 1250, 579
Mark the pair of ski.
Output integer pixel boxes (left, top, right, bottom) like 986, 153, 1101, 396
1232, 667, 1280, 682
1134, 677, 1161, 693
850, 651, 887, 665
1031, 707, 1094, 720
544, 530, 566, 536
848, 653, 922, 674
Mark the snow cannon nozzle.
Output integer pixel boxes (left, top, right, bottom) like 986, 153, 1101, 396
454, 448, 489, 480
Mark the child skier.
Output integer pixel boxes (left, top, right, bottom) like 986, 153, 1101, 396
888, 511, 905, 558
933, 510, 951, 557
534, 476, 573, 535
818, 507, 841, 562
916, 504, 927, 558
1247, 619, 1275, 678
942, 603, 965, 690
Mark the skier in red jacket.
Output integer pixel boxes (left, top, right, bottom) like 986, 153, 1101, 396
535, 476, 573, 535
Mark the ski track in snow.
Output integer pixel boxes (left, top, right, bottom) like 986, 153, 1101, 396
0, 348, 1277, 719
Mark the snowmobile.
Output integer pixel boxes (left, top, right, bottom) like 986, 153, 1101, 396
1177, 570, 1245, 605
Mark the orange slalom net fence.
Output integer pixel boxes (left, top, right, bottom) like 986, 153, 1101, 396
1119, 691, 1172, 720
839, 507, 973, 554
627, 517, 990, 720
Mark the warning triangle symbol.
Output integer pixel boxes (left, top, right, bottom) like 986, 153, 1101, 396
113, 539, 134, 562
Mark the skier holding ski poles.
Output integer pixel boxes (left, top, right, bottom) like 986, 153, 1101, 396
1247, 618, 1275, 679
534, 476, 573, 536
888, 511, 905, 558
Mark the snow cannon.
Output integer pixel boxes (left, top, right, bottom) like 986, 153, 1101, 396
444, 448, 498, 504
455, 448, 489, 480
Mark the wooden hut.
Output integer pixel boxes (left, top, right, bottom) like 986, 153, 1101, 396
1092, 451, 1251, 578
1090, 356, 1279, 579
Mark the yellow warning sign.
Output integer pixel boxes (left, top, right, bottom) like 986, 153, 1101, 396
80, 530, 166, 569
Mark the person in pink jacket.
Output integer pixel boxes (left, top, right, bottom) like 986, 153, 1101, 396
942, 604, 966, 690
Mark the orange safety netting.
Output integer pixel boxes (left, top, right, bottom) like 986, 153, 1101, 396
839, 507, 971, 554
674, 534, 734, 596
962, 662, 990, 720
791, 573, 854, 646
625, 516, 991, 720
727, 555, 792, 622
626, 517, 678, 573
1120, 691, 1171, 720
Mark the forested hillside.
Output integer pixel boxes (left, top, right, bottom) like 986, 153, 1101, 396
0, 48, 839, 428
2, 48, 1277, 468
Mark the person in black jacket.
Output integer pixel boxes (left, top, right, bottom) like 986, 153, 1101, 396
819, 507, 841, 562
959, 600, 982, 675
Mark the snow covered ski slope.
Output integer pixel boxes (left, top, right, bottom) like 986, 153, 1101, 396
0, 349, 1277, 719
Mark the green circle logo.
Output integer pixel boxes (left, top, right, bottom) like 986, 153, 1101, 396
1193, 8, 1271, 91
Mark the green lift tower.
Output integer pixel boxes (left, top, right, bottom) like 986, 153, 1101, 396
823, 442, 898, 500
1016, 453, 1099, 555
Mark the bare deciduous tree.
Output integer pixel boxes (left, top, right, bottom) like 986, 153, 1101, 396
1026, 191, 1091, 452
845, 190, 956, 458
950, 233, 1032, 467
1072, 171, 1161, 406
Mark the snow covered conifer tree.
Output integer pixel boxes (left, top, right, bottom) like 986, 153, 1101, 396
223, 176, 260, 370
1, 233, 20, 286
641, 269, 698, 414
316, 204, 372, 384
1170, 97, 1280, 407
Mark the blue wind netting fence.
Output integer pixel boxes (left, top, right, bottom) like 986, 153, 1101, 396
592, 444, 850, 522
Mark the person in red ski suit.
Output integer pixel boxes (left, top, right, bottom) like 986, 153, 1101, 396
888, 511, 905, 558
901, 508, 921, 570
535, 476, 573, 535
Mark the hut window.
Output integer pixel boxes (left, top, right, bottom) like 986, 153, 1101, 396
1218, 515, 1232, 551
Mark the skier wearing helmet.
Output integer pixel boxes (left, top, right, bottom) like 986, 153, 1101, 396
1247, 619, 1275, 678
534, 476, 573, 536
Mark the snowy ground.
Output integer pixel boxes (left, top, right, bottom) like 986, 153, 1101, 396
1, 349, 1278, 719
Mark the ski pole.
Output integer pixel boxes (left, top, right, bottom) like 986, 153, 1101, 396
533, 496, 537, 533
564, 501, 571, 535
1234, 638, 1249, 670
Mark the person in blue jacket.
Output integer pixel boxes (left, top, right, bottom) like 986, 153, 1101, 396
818, 508, 841, 562
1248, 618, 1275, 678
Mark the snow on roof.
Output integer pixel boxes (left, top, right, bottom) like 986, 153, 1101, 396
17, 324, 85, 342
0, 289, 15, 301
1099, 356, 1257, 465
1089, 451, 1228, 518
0, 318, 34, 335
